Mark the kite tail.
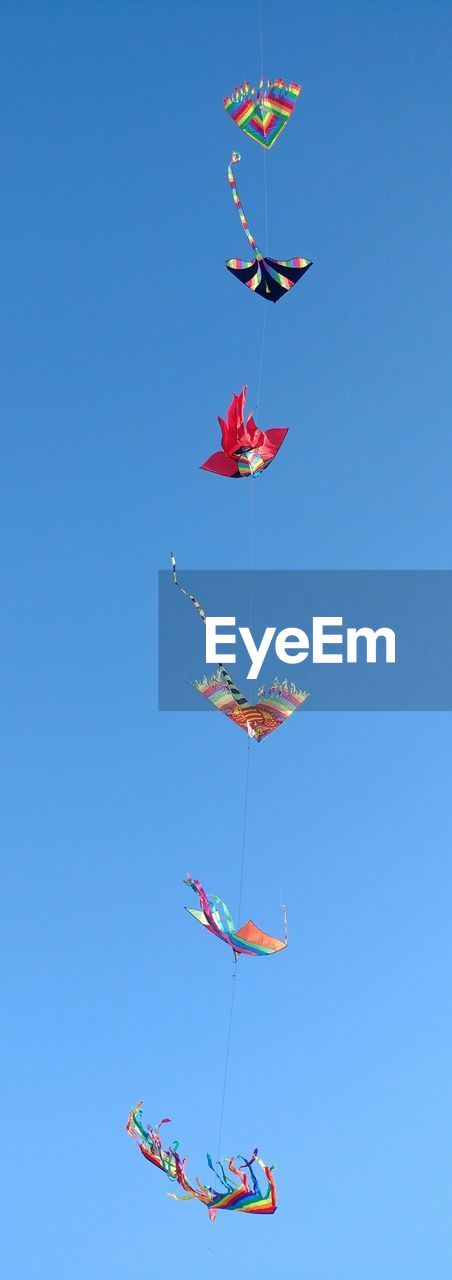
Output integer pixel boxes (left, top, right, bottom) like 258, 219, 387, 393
238, 1148, 260, 1194
126, 1101, 149, 1146
282, 903, 288, 945
209, 893, 235, 935
207, 1153, 234, 1193
227, 1154, 250, 1191
170, 553, 207, 624
228, 152, 260, 255
219, 664, 252, 711
255, 1156, 278, 1209
184, 874, 220, 934
172, 1150, 207, 1203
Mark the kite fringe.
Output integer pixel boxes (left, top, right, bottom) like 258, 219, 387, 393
224, 79, 302, 108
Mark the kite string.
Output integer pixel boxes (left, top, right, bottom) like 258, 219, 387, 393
263, 150, 269, 256
255, 305, 267, 413
251, 251, 268, 625
248, 472, 254, 628
236, 738, 251, 925
216, 959, 237, 1161
258, 0, 264, 81
253, 0, 268, 609
258, 0, 269, 255
218, 0, 264, 1163
216, 741, 251, 1161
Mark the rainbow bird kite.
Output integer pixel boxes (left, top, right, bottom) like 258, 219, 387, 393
184, 875, 287, 958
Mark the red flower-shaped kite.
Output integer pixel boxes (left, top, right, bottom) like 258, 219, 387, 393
201, 385, 288, 478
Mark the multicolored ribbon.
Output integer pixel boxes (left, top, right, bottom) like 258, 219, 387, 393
227, 152, 261, 256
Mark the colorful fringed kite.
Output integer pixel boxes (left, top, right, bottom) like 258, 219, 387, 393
184, 875, 287, 958
224, 79, 301, 149
127, 1103, 277, 1221
227, 152, 312, 303
195, 665, 308, 741
170, 555, 309, 740
201, 384, 288, 478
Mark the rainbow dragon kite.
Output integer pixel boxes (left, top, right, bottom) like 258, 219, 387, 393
127, 1103, 277, 1221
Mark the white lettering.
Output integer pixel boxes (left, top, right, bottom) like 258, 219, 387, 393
239, 626, 276, 679
205, 617, 236, 664
347, 627, 396, 663
275, 627, 309, 664
312, 617, 343, 664
203, 616, 396, 674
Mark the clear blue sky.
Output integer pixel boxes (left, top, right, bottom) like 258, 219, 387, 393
1, 2, 451, 1277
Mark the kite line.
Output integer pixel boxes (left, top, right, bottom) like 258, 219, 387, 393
259, 0, 270, 256
216, 738, 251, 1159
216, 960, 237, 1161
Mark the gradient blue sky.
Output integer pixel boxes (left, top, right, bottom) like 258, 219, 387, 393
1, 2, 451, 1277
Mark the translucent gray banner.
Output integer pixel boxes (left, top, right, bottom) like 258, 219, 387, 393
159, 570, 451, 712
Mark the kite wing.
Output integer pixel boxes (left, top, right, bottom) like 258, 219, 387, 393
210, 1153, 277, 1215
200, 451, 240, 477
258, 677, 310, 724
234, 917, 287, 955
224, 79, 301, 149
266, 428, 289, 452
185, 906, 210, 928
226, 253, 312, 303
195, 666, 308, 742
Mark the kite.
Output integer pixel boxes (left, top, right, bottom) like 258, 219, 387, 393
184, 874, 287, 958
170, 556, 309, 740
224, 78, 301, 149
195, 666, 308, 742
201, 384, 288, 478
226, 152, 312, 303
127, 1103, 277, 1222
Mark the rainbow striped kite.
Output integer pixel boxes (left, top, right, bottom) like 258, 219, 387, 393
224, 78, 301, 149
127, 1103, 277, 1221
